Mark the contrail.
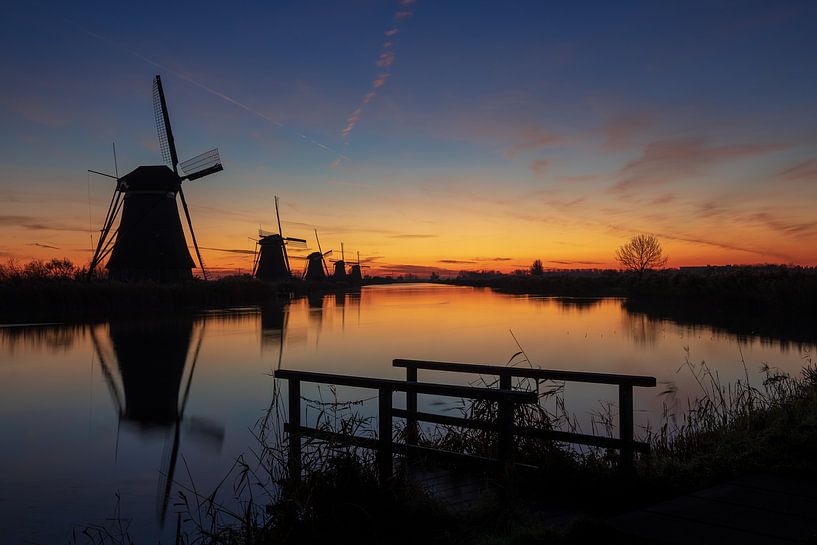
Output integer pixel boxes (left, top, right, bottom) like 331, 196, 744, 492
60, 15, 349, 161
338, 0, 416, 159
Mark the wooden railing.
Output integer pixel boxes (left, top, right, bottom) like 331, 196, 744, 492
275, 369, 537, 482
276, 361, 656, 482
393, 359, 656, 469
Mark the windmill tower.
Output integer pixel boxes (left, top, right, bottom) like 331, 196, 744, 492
88, 75, 223, 282
304, 229, 331, 281
332, 242, 347, 281
253, 196, 306, 281
349, 251, 366, 283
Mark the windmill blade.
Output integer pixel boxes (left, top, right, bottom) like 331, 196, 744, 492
153, 75, 179, 174
275, 196, 290, 274
315, 229, 330, 276
284, 237, 307, 249
178, 186, 207, 280
180, 149, 223, 181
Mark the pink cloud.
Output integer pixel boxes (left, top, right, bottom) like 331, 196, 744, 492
377, 50, 396, 68
529, 159, 549, 176
603, 112, 654, 150
506, 127, 563, 158
609, 138, 786, 193
777, 159, 817, 183
385, 28, 399, 37
395, 10, 413, 19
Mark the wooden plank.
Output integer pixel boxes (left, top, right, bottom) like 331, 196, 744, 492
275, 369, 537, 402
393, 359, 657, 387
378, 388, 393, 482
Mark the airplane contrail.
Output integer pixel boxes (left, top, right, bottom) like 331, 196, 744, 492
59, 15, 349, 162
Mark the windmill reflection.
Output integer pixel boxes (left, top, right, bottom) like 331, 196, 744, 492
90, 317, 224, 525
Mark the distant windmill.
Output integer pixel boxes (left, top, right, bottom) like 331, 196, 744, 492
331, 242, 347, 281
304, 229, 332, 281
349, 251, 368, 283
88, 75, 223, 282
253, 196, 307, 280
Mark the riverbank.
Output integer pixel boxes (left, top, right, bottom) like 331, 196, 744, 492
162, 358, 817, 544
447, 265, 817, 313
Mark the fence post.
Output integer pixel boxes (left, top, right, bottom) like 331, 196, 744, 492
288, 379, 302, 481
619, 384, 634, 471
406, 366, 418, 446
378, 388, 394, 483
498, 371, 513, 468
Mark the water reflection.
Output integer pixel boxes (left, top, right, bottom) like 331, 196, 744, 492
1, 285, 815, 543
91, 317, 226, 524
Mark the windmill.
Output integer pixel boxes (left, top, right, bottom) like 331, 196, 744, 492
331, 242, 347, 281
304, 229, 332, 281
87, 75, 223, 282
349, 251, 368, 284
253, 196, 307, 281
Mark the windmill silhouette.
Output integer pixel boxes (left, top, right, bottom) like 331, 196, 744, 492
349, 251, 368, 284
303, 229, 332, 281
88, 75, 223, 282
330, 242, 347, 281
253, 196, 307, 280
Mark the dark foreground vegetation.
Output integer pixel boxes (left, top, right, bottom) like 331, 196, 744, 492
78, 353, 817, 544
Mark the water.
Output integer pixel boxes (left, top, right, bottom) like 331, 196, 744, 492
0, 284, 813, 543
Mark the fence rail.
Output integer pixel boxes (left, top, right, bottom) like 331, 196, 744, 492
275, 360, 656, 482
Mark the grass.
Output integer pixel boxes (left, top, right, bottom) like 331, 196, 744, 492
114, 342, 808, 545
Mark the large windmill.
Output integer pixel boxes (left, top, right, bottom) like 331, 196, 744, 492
331, 242, 347, 281
253, 196, 307, 280
88, 75, 223, 282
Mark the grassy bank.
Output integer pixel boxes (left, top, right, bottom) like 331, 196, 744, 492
128, 355, 817, 545
449, 265, 817, 314
0, 258, 368, 322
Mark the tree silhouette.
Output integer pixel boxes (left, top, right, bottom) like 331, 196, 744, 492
530, 259, 544, 277
615, 234, 667, 275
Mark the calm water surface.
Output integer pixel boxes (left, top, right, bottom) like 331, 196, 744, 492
0, 284, 813, 543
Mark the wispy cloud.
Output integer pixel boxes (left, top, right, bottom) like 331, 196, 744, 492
200, 246, 256, 255
0, 215, 86, 232
339, 0, 417, 148
438, 259, 476, 264
529, 159, 549, 176
777, 159, 817, 183
610, 138, 785, 194
29, 242, 61, 250
547, 260, 604, 266
387, 233, 437, 239
602, 112, 654, 151
506, 127, 562, 158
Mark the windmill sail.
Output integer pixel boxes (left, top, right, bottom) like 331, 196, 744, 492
180, 149, 223, 181
153, 75, 178, 173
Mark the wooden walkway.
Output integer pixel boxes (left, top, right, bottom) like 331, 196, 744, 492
611, 474, 817, 544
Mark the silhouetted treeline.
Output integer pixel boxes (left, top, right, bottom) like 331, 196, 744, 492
450, 265, 817, 313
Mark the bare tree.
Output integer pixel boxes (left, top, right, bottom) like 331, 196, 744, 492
530, 259, 544, 277
615, 234, 668, 274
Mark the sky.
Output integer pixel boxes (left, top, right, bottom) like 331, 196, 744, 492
1, 0, 816, 276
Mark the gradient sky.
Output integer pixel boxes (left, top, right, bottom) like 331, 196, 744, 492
2, 1, 816, 276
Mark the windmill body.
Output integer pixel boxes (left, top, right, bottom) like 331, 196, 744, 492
332, 260, 347, 281
349, 263, 362, 283
255, 234, 290, 280
304, 252, 327, 280
106, 166, 195, 282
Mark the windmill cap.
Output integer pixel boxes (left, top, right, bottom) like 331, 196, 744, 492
119, 165, 181, 191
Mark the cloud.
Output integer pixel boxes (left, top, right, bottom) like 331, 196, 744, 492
438, 259, 477, 264
473, 257, 513, 262
748, 213, 817, 238
200, 246, 257, 255
0, 215, 87, 232
602, 113, 654, 151
529, 159, 549, 176
387, 233, 438, 239
777, 159, 817, 183
610, 138, 786, 194
506, 127, 562, 158
547, 260, 604, 266
29, 242, 61, 250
